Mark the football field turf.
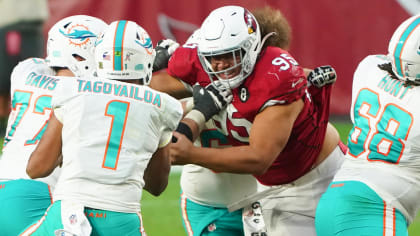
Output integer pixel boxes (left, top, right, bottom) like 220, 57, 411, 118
141, 121, 420, 235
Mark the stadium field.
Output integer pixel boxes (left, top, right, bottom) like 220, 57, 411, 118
141, 121, 420, 235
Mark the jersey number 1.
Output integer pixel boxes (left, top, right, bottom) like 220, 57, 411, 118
102, 100, 129, 170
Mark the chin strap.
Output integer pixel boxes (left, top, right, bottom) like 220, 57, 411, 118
257, 32, 276, 52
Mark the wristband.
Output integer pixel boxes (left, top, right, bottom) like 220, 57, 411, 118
185, 109, 206, 133
172, 122, 193, 142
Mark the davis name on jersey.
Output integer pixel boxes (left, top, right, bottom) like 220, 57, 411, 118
334, 55, 420, 223
169, 46, 332, 186
24, 70, 59, 91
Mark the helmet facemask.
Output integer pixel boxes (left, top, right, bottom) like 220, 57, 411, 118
199, 47, 246, 89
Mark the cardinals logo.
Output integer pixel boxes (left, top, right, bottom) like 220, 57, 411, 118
244, 9, 257, 35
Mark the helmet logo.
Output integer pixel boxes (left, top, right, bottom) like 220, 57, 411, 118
125, 52, 134, 61
244, 10, 257, 34
135, 31, 153, 55
59, 24, 96, 47
102, 52, 111, 61
95, 32, 104, 46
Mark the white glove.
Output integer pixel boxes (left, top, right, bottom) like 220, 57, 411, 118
158, 39, 179, 55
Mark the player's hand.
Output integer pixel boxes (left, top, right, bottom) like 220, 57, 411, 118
170, 131, 194, 165
192, 81, 233, 121
152, 39, 180, 72
307, 65, 337, 88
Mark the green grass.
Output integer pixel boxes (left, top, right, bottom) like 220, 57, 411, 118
333, 121, 352, 143
141, 121, 420, 235
141, 172, 185, 235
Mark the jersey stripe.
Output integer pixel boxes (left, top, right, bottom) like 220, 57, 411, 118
180, 193, 194, 236
19, 205, 53, 235
136, 212, 146, 235
382, 201, 396, 236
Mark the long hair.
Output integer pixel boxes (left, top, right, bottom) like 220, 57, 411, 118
252, 6, 291, 50
378, 62, 417, 87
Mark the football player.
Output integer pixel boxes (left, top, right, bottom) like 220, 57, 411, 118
0, 15, 107, 236
162, 7, 297, 236
315, 14, 420, 236
168, 6, 346, 236
157, 29, 251, 236
20, 20, 184, 236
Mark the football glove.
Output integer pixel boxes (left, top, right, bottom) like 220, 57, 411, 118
307, 65, 337, 88
192, 82, 233, 121
152, 39, 180, 72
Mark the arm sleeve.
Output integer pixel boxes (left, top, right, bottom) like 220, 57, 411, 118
158, 94, 183, 147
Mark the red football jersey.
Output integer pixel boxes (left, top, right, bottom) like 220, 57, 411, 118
168, 45, 331, 185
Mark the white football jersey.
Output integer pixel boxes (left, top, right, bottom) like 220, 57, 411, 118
181, 118, 258, 208
51, 77, 182, 213
0, 58, 61, 186
334, 55, 420, 223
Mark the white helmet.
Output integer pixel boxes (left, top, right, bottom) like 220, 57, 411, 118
197, 6, 261, 89
95, 20, 156, 84
185, 28, 201, 46
388, 14, 420, 84
46, 15, 108, 77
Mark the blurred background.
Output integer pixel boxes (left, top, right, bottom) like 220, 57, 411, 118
43, 0, 414, 116
1, 0, 415, 121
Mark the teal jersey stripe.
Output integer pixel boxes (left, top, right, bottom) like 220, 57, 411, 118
113, 20, 127, 71
394, 17, 420, 77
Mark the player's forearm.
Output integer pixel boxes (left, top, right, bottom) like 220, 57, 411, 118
26, 152, 60, 178
149, 72, 191, 99
188, 145, 272, 175
27, 113, 63, 179
144, 146, 171, 196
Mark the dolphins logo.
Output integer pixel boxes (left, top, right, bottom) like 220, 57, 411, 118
60, 24, 96, 46
135, 31, 153, 55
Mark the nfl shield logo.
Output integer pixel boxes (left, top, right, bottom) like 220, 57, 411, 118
207, 223, 216, 232
69, 214, 77, 225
